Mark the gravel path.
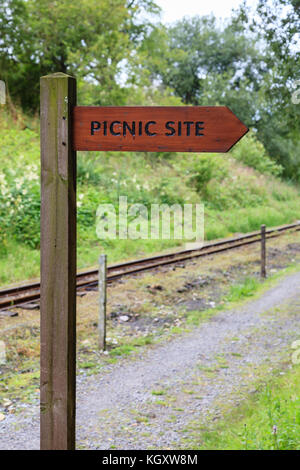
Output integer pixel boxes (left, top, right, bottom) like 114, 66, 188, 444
1, 270, 300, 450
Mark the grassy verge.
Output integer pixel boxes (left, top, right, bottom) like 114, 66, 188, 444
1, 108, 300, 286
186, 261, 300, 327
2, 248, 300, 406
1, 202, 300, 287
184, 364, 300, 450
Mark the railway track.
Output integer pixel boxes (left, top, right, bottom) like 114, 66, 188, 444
0, 221, 299, 311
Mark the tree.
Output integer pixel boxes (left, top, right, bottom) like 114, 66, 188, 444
0, 0, 160, 110
234, 0, 300, 178
144, 16, 266, 108
141, 8, 300, 180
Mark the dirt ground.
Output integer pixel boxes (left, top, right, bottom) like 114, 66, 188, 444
0, 229, 300, 448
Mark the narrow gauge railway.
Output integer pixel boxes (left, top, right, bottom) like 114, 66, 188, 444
0, 221, 299, 311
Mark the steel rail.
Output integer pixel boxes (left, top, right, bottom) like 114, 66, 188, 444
0, 221, 299, 310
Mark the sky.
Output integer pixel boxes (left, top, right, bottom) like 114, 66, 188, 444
156, 0, 257, 23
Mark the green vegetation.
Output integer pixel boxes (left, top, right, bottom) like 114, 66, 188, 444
105, 334, 153, 358
186, 309, 217, 326
151, 390, 166, 396
0, 0, 299, 452
1, 108, 300, 286
186, 260, 300, 328
0, 0, 299, 286
1, 0, 299, 178
0, 327, 155, 401
0, 0, 159, 110
2, 260, 300, 405
142, 1, 300, 181
226, 277, 260, 302
185, 365, 300, 450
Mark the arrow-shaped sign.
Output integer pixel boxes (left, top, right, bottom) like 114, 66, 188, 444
73, 106, 248, 153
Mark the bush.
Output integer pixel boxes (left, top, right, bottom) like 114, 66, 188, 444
205, 175, 267, 210
188, 155, 228, 197
232, 132, 283, 176
77, 153, 103, 185
152, 177, 186, 205
77, 186, 112, 228
13, 184, 40, 248
0, 163, 40, 249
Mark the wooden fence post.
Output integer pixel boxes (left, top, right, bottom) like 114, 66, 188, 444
98, 254, 107, 351
40, 73, 77, 450
261, 224, 266, 279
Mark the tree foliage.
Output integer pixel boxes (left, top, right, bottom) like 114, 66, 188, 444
235, 0, 300, 178
0, 0, 160, 109
0, 0, 299, 180
139, 3, 299, 179
145, 16, 266, 107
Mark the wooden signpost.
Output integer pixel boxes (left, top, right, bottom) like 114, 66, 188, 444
73, 106, 248, 153
40, 73, 76, 450
40, 72, 248, 450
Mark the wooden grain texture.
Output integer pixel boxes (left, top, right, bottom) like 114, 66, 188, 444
98, 254, 107, 351
40, 73, 77, 450
73, 106, 248, 152
261, 224, 266, 279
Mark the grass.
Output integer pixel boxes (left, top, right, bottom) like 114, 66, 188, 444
185, 277, 263, 327
185, 260, 300, 328
83, 334, 154, 363
205, 202, 300, 241
0, 368, 39, 403
184, 365, 300, 450
0, 331, 155, 402
186, 309, 216, 326
151, 390, 166, 396
226, 277, 260, 302
2, 253, 300, 405
0, 239, 40, 285
2, 200, 300, 288
153, 400, 169, 406
1, 107, 300, 287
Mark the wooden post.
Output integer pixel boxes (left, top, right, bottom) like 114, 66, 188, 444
40, 73, 77, 450
98, 254, 107, 351
261, 224, 266, 279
